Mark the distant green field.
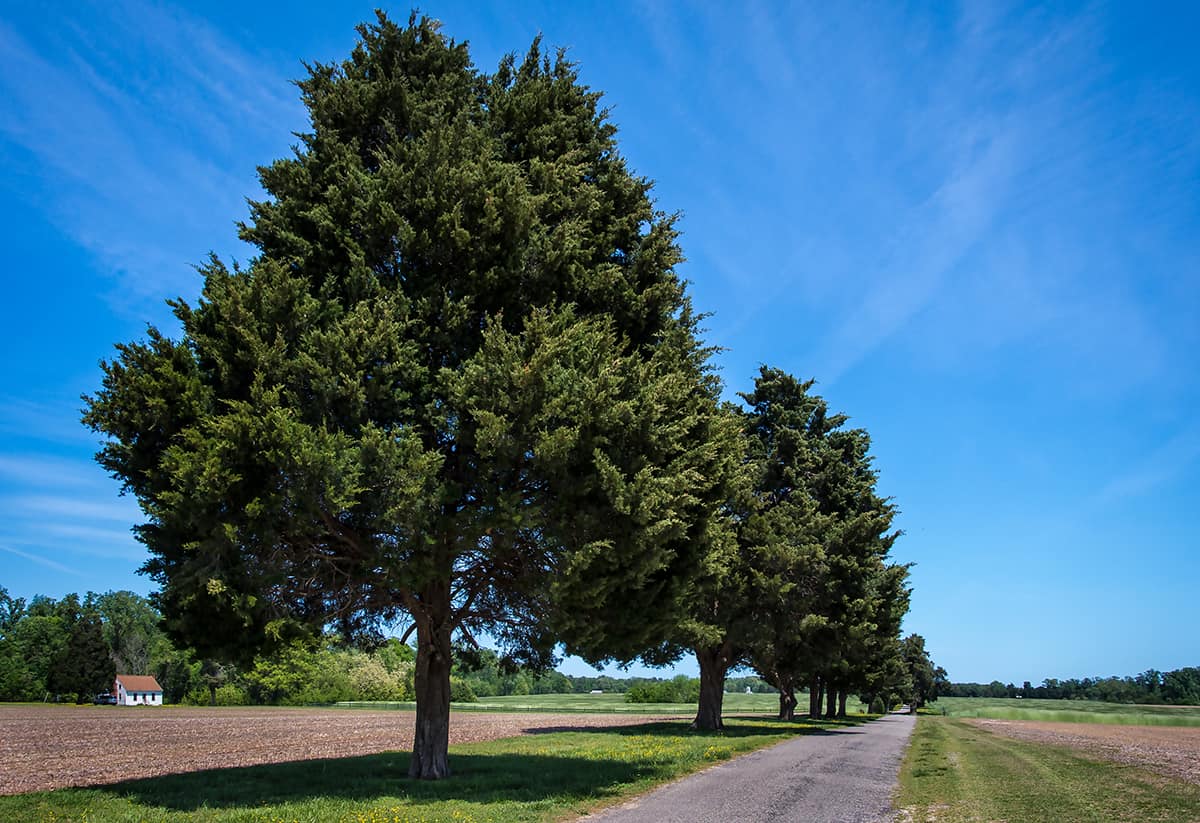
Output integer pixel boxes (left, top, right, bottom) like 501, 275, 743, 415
935, 697, 1200, 727
337, 691, 870, 716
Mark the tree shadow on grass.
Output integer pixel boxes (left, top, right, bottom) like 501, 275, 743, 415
100, 717, 876, 813
105, 751, 649, 812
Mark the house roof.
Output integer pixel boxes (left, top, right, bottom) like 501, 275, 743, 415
115, 674, 162, 692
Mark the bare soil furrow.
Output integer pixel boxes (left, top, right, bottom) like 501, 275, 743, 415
0, 705, 669, 795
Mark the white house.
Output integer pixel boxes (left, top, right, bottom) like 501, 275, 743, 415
114, 674, 164, 706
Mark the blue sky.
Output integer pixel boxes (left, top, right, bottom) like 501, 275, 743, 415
1, 1, 1197, 685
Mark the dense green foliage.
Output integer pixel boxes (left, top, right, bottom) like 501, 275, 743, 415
624, 675, 701, 704
0, 589, 129, 702
48, 613, 114, 702
636, 366, 917, 730
725, 676, 778, 694
730, 368, 912, 721
82, 10, 737, 778
0, 588, 416, 706
0, 586, 796, 710
68, 9, 928, 780
898, 633, 945, 709
240, 638, 415, 705
83, 11, 731, 666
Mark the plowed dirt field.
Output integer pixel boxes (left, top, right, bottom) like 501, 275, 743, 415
0, 705, 670, 795
968, 718, 1200, 785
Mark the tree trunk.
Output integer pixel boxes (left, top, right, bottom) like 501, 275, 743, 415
409, 587, 454, 780
809, 676, 822, 718
837, 688, 848, 718
824, 682, 837, 719
778, 680, 797, 721
692, 644, 730, 731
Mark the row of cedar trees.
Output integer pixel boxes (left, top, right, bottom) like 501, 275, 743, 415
83, 13, 911, 779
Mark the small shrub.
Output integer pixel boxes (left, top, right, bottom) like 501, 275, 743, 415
347, 652, 410, 701
870, 696, 885, 714
451, 676, 477, 703
213, 684, 250, 705
624, 676, 701, 704
625, 682, 673, 703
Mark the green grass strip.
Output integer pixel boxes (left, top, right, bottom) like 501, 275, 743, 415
895, 716, 1200, 822
0, 716, 869, 823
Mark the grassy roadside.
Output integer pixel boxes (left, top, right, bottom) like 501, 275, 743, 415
0, 715, 870, 823
895, 716, 1200, 822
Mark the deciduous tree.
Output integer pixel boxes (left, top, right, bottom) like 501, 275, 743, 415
96, 590, 163, 674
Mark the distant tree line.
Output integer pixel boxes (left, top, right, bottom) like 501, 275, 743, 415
1, 589, 134, 703
448, 644, 778, 700
0, 588, 415, 705
945, 669, 1200, 705
4, 586, 938, 711
0, 587, 825, 707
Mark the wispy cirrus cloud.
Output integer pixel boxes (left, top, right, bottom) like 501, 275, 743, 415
0, 397, 98, 447
0, 1, 304, 318
9, 494, 141, 525
0, 451, 145, 580
0, 453, 110, 488
0, 543, 82, 576
808, 123, 1021, 383
1093, 424, 1200, 507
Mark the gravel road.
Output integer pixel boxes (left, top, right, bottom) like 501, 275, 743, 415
583, 713, 916, 823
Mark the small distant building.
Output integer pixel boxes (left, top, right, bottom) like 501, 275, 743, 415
589, 689, 603, 694
114, 674, 164, 706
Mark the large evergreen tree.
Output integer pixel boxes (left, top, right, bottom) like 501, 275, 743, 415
674, 375, 829, 730
738, 368, 906, 719
49, 613, 115, 703
900, 633, 942, 708
83, 13, 734, 778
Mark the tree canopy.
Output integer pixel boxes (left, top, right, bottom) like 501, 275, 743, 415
734, 368, 909, 720
900, 633, 943, 708
654, 366, 913, 729
83, 12, 735, 778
